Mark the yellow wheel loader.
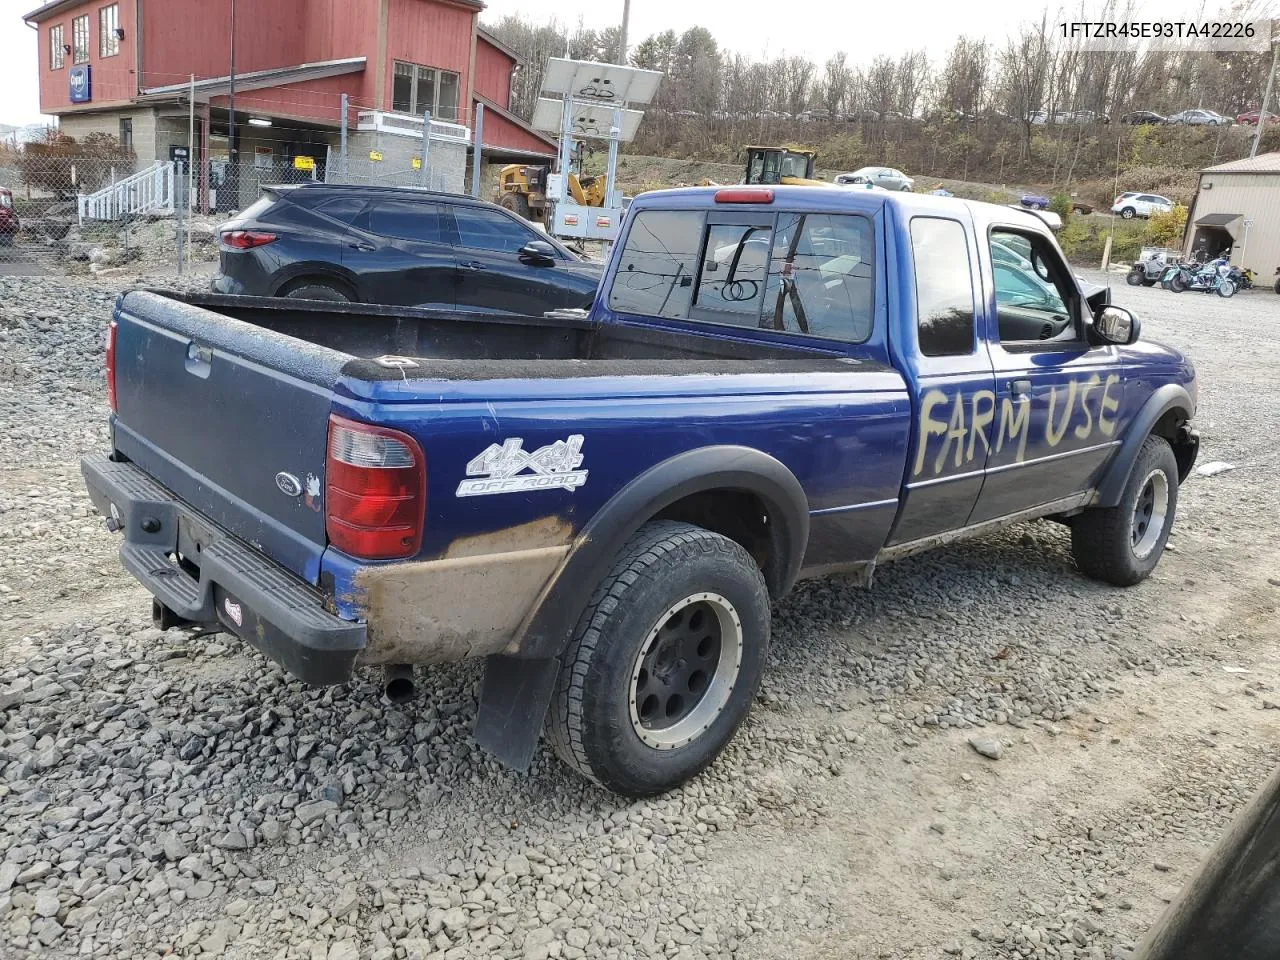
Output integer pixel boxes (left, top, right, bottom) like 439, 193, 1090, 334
743, 146, 825, 186
494, 143, 608, 224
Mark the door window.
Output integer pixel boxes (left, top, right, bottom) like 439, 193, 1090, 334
762, 212, 874, 341
989, 228, 1080, 346
368, 199, 445, 243
910, 217, 976, 356
452, 206, 538, 253
608, 210, 704, 318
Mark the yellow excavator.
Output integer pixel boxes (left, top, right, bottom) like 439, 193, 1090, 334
494, 142, 606, 224
743, 145, 825, 186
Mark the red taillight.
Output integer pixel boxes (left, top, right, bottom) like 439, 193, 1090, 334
715, 187, 774, 204
325, 415, 425, 560
105, 319, 118, 412
221, 230, 277, 249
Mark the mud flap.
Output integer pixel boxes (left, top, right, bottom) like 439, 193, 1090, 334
473, 654, 560, 772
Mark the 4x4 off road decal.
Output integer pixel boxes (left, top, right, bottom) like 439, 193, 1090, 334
455, 435, 588, 497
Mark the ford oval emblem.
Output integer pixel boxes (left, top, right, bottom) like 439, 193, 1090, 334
275, 471, 303, 497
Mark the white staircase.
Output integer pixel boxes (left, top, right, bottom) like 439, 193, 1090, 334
78, 161, 176, 223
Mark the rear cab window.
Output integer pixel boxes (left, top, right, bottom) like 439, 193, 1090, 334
609, 207, 875, 342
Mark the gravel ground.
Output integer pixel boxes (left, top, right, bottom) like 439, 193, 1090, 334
0, 270, 1278, 960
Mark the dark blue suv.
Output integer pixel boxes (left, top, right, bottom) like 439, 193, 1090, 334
212, 183, 603, 315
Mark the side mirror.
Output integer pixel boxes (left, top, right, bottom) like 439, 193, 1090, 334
518, 239, 557, 264
1094, 305, 1140, 345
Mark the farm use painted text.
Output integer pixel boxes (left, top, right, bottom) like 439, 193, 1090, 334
913, 374, 1121, 477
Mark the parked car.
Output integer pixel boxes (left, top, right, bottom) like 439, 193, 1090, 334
211, 183, 603, 316
1112, 193, 1174, 219
1168, 109, 1231, 126
84, 184, 1199, 796
1235, 109, 1280, 125
0, 188, 18, 245
835, 166, 914, 190
1020, 194, 1050, 210
1071, 200, 1095, 215
1068, 109, 1109, 124
1029, 110, 1050, 125
1121, 110, 1166, 125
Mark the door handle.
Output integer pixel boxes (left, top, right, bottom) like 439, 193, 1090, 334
348, 241, 375, 252
461, 260, 486, 271
1009, 378, 1032, 398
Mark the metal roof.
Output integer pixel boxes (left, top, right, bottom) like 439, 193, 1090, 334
1200, 152, 1280, 174
138, 58, 366, 103
1195, 212, 1242, 226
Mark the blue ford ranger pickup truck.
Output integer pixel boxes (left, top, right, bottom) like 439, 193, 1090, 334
83, 185, 1199, 797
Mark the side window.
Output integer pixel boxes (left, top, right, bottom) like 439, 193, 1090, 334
762, 212, 875, 342
311, 197, 366, 226
453, 206, 537, 254
608, 211, 704, 319
989, 227, 1080, 346
368, 199, 445, 243
693, 222, 772, 322
910, 217, 975, 356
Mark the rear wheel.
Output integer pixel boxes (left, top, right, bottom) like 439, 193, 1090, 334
547, 520, 770, 797
1169, 272, 1188, 293
279, 279, 352, 302
1120, 207, 1137, 219
499, 191, 534, 222
1071, 436, 1178, 586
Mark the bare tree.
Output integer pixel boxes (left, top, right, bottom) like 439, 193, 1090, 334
824, 52, 852, 116
895, 50, 931, 117
938, 37, 990, 118
865, 56, 897, 115
999, 14, 1055, 152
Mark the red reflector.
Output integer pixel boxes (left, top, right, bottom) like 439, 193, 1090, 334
105, 319, 118, 412
325, 415, 425, 560
715, 188, 774, 204
221, 230, 277, 249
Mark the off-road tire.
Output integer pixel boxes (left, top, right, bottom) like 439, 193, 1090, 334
1126, 268, 1145, 286
499, 191, 534, 222
547, 520, 770, 797
1071, 435, 1179, 586
278, 279, 352, 302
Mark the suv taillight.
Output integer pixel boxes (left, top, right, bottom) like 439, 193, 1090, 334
221, 230, 277, 249
106, 319, 118, 412
325, 415, 425, 560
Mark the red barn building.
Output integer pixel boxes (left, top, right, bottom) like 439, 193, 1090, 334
22, 0, 555, 206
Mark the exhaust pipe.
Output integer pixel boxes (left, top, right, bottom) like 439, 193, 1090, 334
383, 664, 415, 704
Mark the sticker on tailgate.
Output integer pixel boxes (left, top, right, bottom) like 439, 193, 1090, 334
456, 435, 588, 497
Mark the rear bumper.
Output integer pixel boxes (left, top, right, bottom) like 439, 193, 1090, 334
82, 453, 365, 686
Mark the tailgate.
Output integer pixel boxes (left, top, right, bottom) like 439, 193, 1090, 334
111, 292, 350, 583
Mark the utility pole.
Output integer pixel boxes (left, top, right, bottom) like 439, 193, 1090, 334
618, 0, 631, 65
1251, 32, 1279, 158
227, 0, 237, 209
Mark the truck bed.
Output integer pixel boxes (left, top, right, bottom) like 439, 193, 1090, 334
163, 291, 846, 369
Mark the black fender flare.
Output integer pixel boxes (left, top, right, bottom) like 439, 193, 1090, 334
515, 445, 809, 662
473, 446, 808, 771
1095, 383, 1195, 507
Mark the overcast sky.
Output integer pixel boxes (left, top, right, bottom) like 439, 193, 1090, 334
1, 0, 1274, 128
